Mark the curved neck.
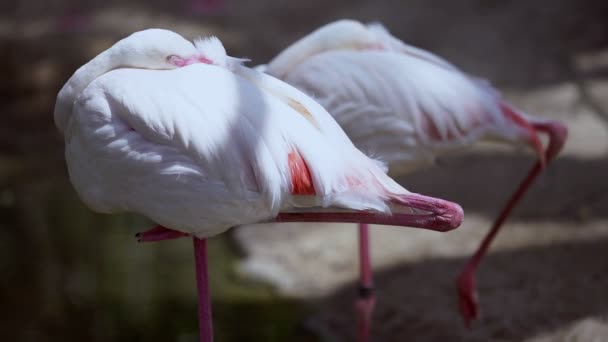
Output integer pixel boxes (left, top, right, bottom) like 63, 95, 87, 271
266, 20, 368, 79
265, 33, 323, 79
54, 47, 120, 133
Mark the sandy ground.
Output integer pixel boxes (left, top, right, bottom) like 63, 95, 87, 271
2, 0, 608, 341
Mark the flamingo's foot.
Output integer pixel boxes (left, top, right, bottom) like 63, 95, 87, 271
456, 270, 479, 328
356, 285, 376, 342
136, 225, 189, 242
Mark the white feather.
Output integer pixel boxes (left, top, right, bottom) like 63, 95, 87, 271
58, 29, 414, 238
194, 36, 249, 71
264, 20, 535, 175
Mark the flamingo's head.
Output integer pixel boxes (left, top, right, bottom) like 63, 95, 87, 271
193, 36, 249, 71
114, 29, 210, 70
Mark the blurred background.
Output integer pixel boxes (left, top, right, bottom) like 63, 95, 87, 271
3, 0, 608, 341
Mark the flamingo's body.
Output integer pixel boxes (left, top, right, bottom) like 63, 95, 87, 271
262, 19, 567, 335
263, 20, 549, 174
55, 28, 463, 342
64, 57, 407, 237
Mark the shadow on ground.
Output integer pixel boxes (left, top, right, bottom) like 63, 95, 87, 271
309, 236, 608, 342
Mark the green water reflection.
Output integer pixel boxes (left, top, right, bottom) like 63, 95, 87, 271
1, 165, 316, 341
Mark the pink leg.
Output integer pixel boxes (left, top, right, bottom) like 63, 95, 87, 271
273, 193, 463, 231
457, 160, 542, 326
137, 227, 213, 341
194, 238, 214, 342
138, 192, 462, 245
456, 120, 567, 327
356, 223, 374, 342
136, 225, 189, 242
136, 192, 463, 339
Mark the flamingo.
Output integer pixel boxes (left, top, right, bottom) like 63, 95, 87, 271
54, 29, 464, 342
260, 19, 568, 336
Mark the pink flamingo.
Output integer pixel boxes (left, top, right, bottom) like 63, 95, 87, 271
54, 29, 464, 342
260, 19, 568, 338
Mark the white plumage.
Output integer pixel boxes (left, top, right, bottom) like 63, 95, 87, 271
263, 20, 547, 175
55, 28, 443, 239
54, 28, 465, 341
261, 19, 567, 329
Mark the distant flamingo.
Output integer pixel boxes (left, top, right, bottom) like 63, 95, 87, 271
260, 19, 568, 336
54, 29, 464, 342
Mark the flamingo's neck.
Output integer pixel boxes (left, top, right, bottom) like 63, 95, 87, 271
54, 48, 118, 133
529, 119, 568, 162
498, 102, 546, 166
265, 35, 322, 79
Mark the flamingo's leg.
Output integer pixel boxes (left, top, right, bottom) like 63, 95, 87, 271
193, 237, 214, 342
456, 120, 568, 327
136, 225, 189, 242
356, 223, 375, 342
136, 227, 213, 341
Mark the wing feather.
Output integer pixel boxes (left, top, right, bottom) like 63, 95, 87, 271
283, 50, 505, 173
66, 63, 400, 236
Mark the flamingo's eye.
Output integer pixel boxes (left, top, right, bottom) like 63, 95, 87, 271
167, 55, 185, 66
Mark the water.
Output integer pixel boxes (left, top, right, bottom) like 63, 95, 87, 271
0, 161, 315, 341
